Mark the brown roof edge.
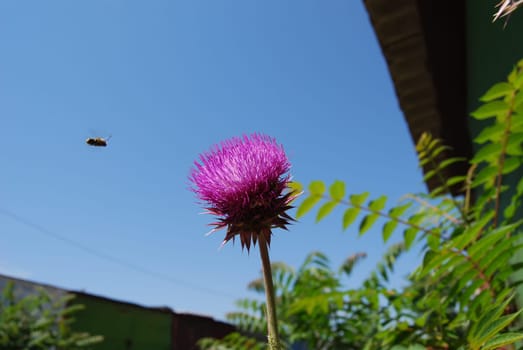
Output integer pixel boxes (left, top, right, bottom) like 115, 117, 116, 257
0, 273, 229, 323
363, 0, 473, 195
70, 290, 175, 314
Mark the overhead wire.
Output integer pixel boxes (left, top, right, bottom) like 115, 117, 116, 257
0, 207, 237, 299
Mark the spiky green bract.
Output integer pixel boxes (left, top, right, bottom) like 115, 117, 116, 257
190, 133, 295, 251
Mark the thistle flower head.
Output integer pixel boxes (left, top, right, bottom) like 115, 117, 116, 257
190, 133, 295, 251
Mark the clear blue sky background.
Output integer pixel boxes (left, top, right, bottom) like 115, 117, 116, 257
0, 1, 427, 321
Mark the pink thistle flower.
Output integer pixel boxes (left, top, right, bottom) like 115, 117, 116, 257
190, 134, 295, 251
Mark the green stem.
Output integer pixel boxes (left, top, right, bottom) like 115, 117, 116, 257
258, 234, 281, 350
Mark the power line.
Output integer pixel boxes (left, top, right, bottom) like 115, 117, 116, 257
0, 207, 237, 299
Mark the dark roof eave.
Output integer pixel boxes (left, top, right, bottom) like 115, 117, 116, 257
363, 0, 473, 195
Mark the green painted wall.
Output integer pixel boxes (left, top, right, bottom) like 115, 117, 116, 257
70, 294, 172, 350
466, 0, 523, 307
467, 0, 523, 114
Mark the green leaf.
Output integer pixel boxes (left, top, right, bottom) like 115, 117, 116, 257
389, 202, 412, 218
382, 221, 398, 242
427, 233, 440, 250
439, 157, 466, 170
478, 238, 513, 272
448, 314, 468, 332
342, 208, 360, 230
468, 221, 522, 257
461, 279, 484, 305
452, 260, 474, 281
423, 169, 437, 182
515, 89, 523, 110
469, 289, 491, 318
419, 250, 451, 278
514, 68, 523, 89
474, 187, 496, 215
471, 143, 503, 164
446, 175, 467, 187
296, 195, 322, 218
471, 165, 497, 188
471, 101, 509, 120
404, 227, 418, 249
474, 310, 523, 347
408, 213, 425, 226
451, 212, 494, 250
474, 123, 505, 144
368, 195, 387, 212
407, 345, 426, 350
329, 180, 345, 201
288, 181, 303, 193
421, 249, 436, 269
349, 192, 370, 206
419, 157, 430, 166
502, 157, 521, 174
504, 200, 517, 219
469, 295, 515, 341
456, 268, 478, 296
509, 66, 518, 84
429, 185, 446, 198
309, 180, 326, 195
316, 201, 338, 222
482, 332, 523, 350
427, 137, 441, 151
359, 213, 379, 236
506, 132, 523, 156
484, 249, 514, 278
390, 346, 407, 350
480, 82, 514, 102
431, 144, 450, 159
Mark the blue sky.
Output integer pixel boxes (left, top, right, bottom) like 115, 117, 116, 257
0, 1, 427, 321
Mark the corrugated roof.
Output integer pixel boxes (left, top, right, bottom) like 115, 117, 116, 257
363, 0, 473, 194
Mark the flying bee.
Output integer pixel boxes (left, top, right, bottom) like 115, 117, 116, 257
86, 135, 111, 147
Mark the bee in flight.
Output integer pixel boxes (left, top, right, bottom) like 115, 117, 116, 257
86, 135, 111, 147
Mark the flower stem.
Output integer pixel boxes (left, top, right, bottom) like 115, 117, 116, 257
258, 234, 281, 350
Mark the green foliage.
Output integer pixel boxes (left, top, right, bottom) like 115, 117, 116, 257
288, 59, 523, 349
0, 282, 103, 350
199, 244, 408, 350
200, 60, 523, 349
198, 332, 265, 350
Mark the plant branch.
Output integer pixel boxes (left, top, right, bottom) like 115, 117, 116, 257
429, 157, 471, 226
258, 234, 282, 350
320, 194, 451, 242
464, 163, 478, 216
453, 248, 494, 297
493, 87, 517, 227
403, 194, 462, 225
317, 193, 495, 297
